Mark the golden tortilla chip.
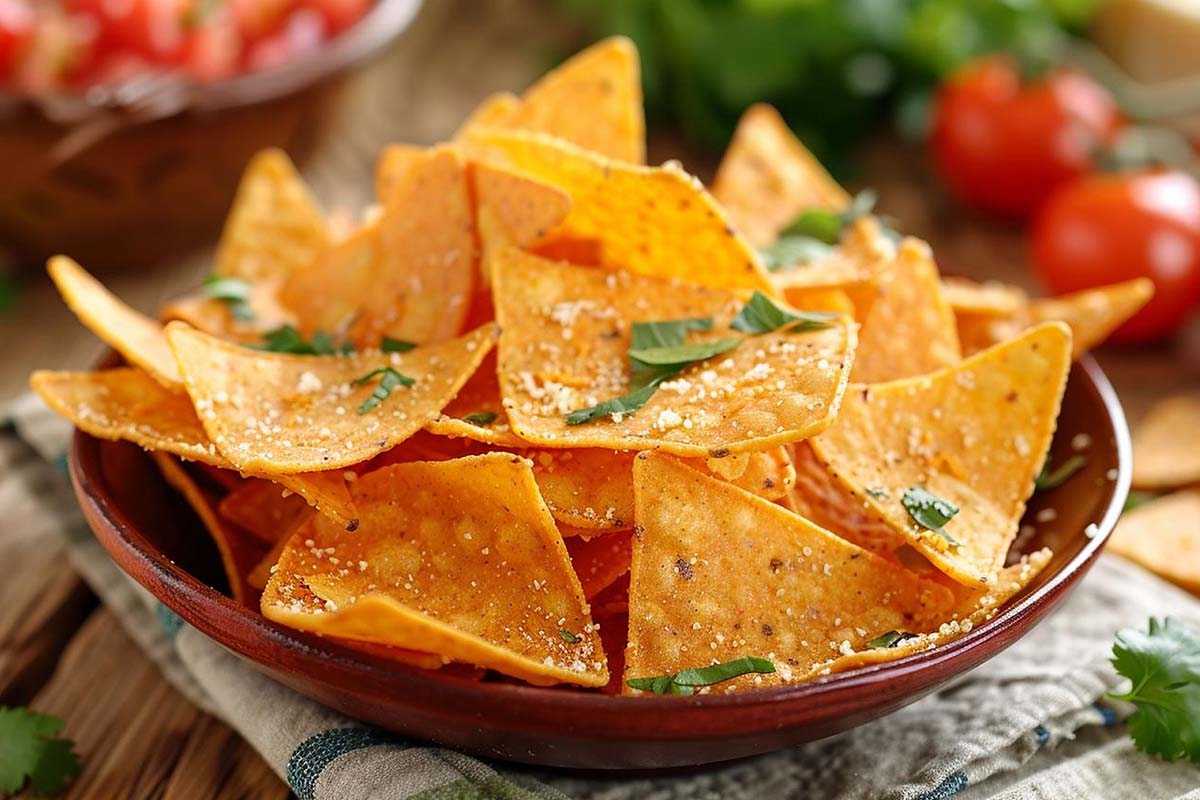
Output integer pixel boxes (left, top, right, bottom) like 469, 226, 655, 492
472, 160, 571, 276
262, 453, 608, 686
1109, 491, 1200, 593
851, 238, 961, 383
152, 452, 267, 605
454, 91, 521, 141
492, 248, 856, 456
247, 533, 289, 592
165, 321, 498, 474
566, 530, 634, 600
528, 448, 635, 530
502, 37, 644, 164
374, 143, 424, 205
48, 256, 182, 390
1132, 395, 1200, 490
214, 148, 329, 283
810, 323, 1072, 587
424, 352, 526, 448
625, 454, 954, 693
957, 279, 1154, 358
469, 131, 774, 293
219, 478, 314, 544
942, 277, 1028, 317
281, 146, 477, 348
711, 103, 850, 248
705, 447, 795, 501
768, 217, 893, 315
31, 367, 359, 527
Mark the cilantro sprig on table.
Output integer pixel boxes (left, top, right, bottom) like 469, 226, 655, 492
566, 293, 833, 426
0, 707, 81, 796
1109, 617, 1200, 764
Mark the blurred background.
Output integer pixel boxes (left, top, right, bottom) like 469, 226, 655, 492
1, 0, 1199, 421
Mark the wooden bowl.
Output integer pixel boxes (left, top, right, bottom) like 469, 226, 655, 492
69, 357, 1131, 771
0, 0, 422, 274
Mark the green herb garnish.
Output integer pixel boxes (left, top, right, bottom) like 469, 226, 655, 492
0, 707, 81, 795
627, 338, 742, 369
1124, 491, 1159, 513
759, 190, 880, 271
1035, 454, 1087, 491
867, 630, 919, 650
901, 486, 960, 546
1109, 617, 1200, 764
259, 325, 352, 356
559, 629, 581, 644
203, 274, 255, 322
627, 656, 776, 695
629, 318, 713, 350
760, 237, 836, 271
462, 411, 498, 426
353, 367, 416, 414
381, 336, 416, 353
730, 291, 835, 335
566, 379, 665, 426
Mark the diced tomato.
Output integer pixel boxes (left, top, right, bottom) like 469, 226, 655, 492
0, 0, 33, 78
67, 0, 189, 63
228, 0, 295, 41
181, 6, 240, 82
304, 0, 370, 34
244, 7, 324, 73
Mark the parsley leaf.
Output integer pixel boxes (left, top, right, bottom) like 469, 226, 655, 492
258, 325, 353, 356
0, 707, 81, 795
730, 292, 835, 335
1035, 454, 1087, 491
901, 487, 960, 546
1109, 617, 1200, 764
566, 378, 665, 426
630, 318, 713, 350
627, 338, 742, 369
381, 337, 416, 353
353, 367, 415, 414
627, 656, 776, 695
203, 274, 255, 322
761, 190, 881, 272
559, 629, 581, 644
462, 411, 498, 426
867, 630, 919, 649
760, 236, 836, 272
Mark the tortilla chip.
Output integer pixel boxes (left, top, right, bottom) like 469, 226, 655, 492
851, 238, 961, 383
768, 217, 893, 314
374, 143, 424, 205
810, 323, 1072, 587
625, 454, 954, 693
31, 367, 360, 526
247, 533, 289, 591
492, 248, 856, 456
454, 91, 521, 141
807, 548, 1053, 677
1109, 490, 1200, 593
1132, 395, 1200, 490
957, 279, 1154, 358
165, 321, 498, 474
777, 286, 857, 319
152, 452, 267, 605
262, 453, 608, 686
424, 352, 526, 447
47, 256, 182, 390
711, 103, 850, 248
528, 448, 635, 530
566, 530, 634, 600
503, 37, 644, 164
942, 277, 1028, 317
469, 131, 774, 293
472, 161, 571, 275
214, 148, 329, 283
705, 447, 795, 501
218, 478, 314, 544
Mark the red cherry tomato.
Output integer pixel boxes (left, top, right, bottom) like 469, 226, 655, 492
67, 0, 189, 63
931, 56, 1122, 219
0, 0, 33, 78
229, 0, 295, 41
1032, 169, 1200, 343
304, 0, 370, 34
181, 9, 241, 82
244, 7, 324, 73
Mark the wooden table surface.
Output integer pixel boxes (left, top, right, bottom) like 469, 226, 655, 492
2, 2, 1198, 797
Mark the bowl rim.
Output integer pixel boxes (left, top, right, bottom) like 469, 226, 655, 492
0, 0, 424, 119
68, 354, 1131, 720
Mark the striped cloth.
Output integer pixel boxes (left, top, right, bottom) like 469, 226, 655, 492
6, 393, 1200, 800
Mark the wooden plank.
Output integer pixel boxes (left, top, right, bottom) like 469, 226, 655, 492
16, 610, 287, 799
163, 715, 291, 800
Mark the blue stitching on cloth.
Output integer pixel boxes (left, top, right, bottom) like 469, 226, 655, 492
154, 602, 184, 639
52, 451, 69, 477
288, 727, 401, 800
1095, 704, 1118, 727
1034, 725, 1050, 747
914, 770, 969, 800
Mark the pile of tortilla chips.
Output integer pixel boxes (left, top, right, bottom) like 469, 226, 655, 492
32, 37, 1151, 696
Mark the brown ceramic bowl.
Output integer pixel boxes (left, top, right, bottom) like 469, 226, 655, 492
69, 357, 1130, 771
0, 0, 421, 273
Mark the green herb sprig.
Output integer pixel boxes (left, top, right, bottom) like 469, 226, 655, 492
627, 656, 776, 696
462, 411, 498, 426
867, 630, 919, 650
353, 367, 416, 414
0, 707, 81, 795
730, 292, 835, 335
760, 190, 877, 272
1034, 454, 1087, 491
203, 274, 255, 322
258, 325, 353, 356
901, 487, 960, 546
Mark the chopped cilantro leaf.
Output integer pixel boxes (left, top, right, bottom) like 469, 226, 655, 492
0, 707, 81, 795
759, 235, 836, 271
867, 630, 919, 649
630, 318, 713, 350
730, 291, 835, 335
462, 411, 498, 426
381, 336, 416, 353
763, 190, 883, 272
258, 325, 352, 356
627, 656, 776, 695
627, 338, 742, 369
901, 487, 960, 546
203, 274, 255, 322
353, 367, 415, 414
1035, 454, 1087, 491
559, 629, 581, 644
1109, 617, 1200, 764
566, 378, 665, 426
